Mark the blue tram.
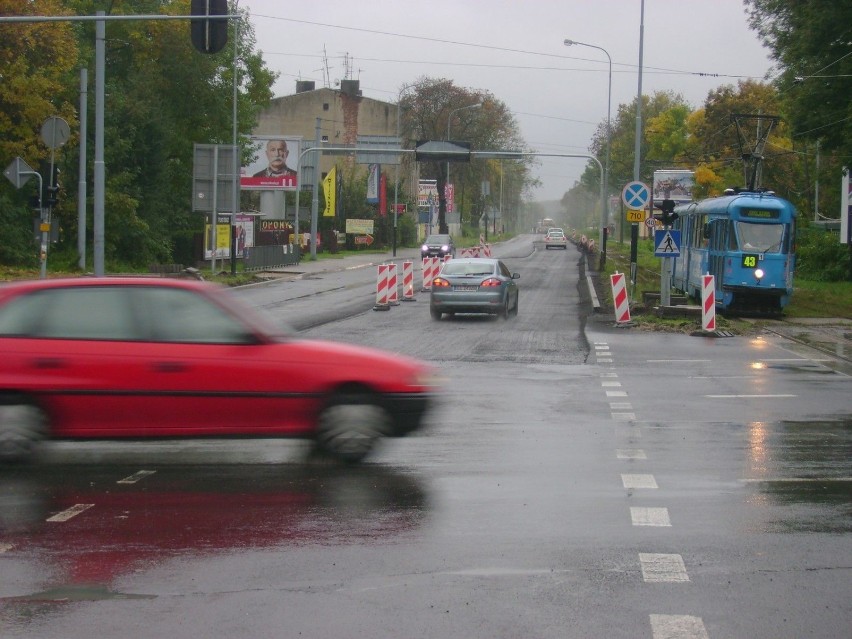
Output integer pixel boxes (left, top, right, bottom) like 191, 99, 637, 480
670, 190, 797, 314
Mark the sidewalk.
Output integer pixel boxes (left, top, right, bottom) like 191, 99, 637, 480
263, 247, 422, 277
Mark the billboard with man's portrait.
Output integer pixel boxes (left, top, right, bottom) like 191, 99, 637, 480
241, 136, 301, 190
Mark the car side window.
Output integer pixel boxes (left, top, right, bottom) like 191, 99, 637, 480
0, 287, 140, 340
132, 287, 255, 344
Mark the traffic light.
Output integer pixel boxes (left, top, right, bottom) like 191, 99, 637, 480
654, 199, 679, 227
190, 0, 229, 54
45, 185, 59, 207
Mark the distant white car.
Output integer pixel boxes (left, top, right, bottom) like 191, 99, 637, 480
544, 228, 568, 250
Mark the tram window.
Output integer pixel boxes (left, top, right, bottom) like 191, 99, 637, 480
726, 221, 738, 250
736, 221, 784, 252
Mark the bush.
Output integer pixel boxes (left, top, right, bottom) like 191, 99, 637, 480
795, 227, 850, 281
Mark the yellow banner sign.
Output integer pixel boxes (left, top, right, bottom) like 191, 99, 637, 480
625, 209, 646, 223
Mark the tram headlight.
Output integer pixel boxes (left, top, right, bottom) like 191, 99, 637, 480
754, 268, 765, 281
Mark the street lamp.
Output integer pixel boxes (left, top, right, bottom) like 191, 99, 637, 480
564, 38, 611, 264
446, 102, 482, 209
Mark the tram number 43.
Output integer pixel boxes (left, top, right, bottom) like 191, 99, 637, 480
742, 254, 760, 268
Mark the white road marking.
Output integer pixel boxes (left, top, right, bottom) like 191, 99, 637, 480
595, 344, 610, 350
117, 470, 157, 484
705, 394, 796, 398
622, 474, 658, 489
600, 372, 618, 378
606, 390, 628, 397
631, 507, 671, 527
617, 449, 647, 460
640, 553, 689, 582
610, 402, 633, 409
612, 412, 637, 421
602, 381, 622, 387
46, 503, 94, 522
650, 614, 709, 639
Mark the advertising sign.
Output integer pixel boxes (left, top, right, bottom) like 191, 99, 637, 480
345, 219, 375, 235
653, 169, 695, 203
241, 136, 301, 190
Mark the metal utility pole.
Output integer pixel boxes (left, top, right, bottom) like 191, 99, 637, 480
630, 0, 645, 300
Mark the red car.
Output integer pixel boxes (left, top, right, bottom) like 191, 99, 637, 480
0, 277, 437, 462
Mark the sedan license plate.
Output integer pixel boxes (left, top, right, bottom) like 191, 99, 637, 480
454, 285, 479, 292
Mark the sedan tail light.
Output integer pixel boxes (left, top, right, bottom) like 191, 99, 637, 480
480, 278, 502, 287
432, 277, 451, 288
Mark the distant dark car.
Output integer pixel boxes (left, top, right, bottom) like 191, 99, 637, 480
0, 277, 438, 463
429, 258, 520, 320
420, 234, 456, 260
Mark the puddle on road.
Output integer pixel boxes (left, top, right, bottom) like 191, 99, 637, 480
744, 418, 852, 533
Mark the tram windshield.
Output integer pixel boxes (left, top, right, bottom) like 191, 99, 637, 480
736, 221, 784, 253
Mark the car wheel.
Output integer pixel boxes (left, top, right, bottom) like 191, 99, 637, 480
511, 293, 519, 317
499, 297, 510, 320
430, 306, 442, 320
0, 399, 46, 463
316, 392, 391, 463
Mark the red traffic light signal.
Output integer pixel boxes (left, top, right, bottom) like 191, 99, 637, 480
190, 0, 229, 54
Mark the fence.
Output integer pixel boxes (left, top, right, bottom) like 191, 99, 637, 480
243, 244, 301, 271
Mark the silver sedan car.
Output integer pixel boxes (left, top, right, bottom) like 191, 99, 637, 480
429, 258, 520, 320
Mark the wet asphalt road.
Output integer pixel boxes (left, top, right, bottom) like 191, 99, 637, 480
1, 236, 850, 638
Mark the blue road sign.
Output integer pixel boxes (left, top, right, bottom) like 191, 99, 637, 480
622, 181, 651, 210
654, 229, 681, 257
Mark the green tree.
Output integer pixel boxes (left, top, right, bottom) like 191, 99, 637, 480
0, 0, 79, 266
745, 0, 852, 160
400, 77, 533, 234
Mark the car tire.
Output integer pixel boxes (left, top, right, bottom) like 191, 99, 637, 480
315, 392, 391, 463
0, 399, 46, 463
499, 297, 510, 320
511, 294, 519, 317
430, 307, 442, 320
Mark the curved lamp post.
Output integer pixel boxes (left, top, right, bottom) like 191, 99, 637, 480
564, 38, 611, 263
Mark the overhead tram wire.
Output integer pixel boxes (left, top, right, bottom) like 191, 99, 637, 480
249, 14, 767, 82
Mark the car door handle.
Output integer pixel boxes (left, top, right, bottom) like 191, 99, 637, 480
152, 361, 189, 373
32, 357, 67, 369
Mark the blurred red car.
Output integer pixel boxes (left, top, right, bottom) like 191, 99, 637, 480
0, 277, 437, 462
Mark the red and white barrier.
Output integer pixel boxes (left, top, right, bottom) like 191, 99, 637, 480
374, 264, 392, 310
387, 263, 399, 305
461, 246, 480, 258
610, 272, 631, 324
402, 261, 416, 301
702, 274, 716, 332
421, 257, 439, 291
481, 244, 492, 257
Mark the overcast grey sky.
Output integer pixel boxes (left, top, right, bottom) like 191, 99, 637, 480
240, 0, 775, 201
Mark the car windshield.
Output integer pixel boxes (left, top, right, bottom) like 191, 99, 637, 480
736, 222, 784, 253
442, 262, 495, 276
426, 235, 450, 244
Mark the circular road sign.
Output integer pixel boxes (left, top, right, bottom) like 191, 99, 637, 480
644, 216, 657, 228
41, 116, 71, 150
622, 181, 650, 210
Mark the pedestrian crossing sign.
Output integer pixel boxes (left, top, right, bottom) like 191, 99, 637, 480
654, 229, 681, 257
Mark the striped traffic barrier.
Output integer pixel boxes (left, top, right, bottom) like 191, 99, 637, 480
387, 263, 399, 305
461, 246, 479, 258
373, 264, 391, 311
610, 271, 631, 324
402, 260, 416, 301
481, 244, 492, 257
702, 273, 716, 332
421, 257, 439, 291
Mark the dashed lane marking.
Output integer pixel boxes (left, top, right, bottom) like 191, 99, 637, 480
606, 390, 628, 397
117, 470, 157, 484
46, 503, 94, 522
610, 402, 633, 409
602, 381, 622, 387
622, 474, 658, 489
631, 507, 671, 527
640, 553, 690, 583
649, 614, 709, 639
617, 449, 647, 460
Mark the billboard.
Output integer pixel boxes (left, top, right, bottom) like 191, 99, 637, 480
241, 136, 301, 190
653, 169, 695, 203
